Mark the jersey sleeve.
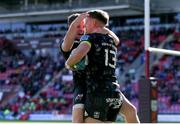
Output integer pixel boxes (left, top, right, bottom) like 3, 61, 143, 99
60, 40, 80, 60
59, 40, 72, 60
80, 34, 92, 47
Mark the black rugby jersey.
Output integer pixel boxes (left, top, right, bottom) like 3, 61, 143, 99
60, 40, 86, 88
80, 33, 120, 93
60, 40, 79, 60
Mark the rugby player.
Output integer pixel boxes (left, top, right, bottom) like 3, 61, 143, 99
65, 10, 140, 123
61, 12, 120, 123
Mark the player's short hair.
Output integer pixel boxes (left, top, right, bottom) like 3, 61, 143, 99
67, 13, 80, 26
87, 9, 109, 26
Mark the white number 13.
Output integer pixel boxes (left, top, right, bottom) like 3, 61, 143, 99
105, 49, 116, 68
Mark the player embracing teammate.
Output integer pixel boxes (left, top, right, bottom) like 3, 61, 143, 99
61, 9, 140, 123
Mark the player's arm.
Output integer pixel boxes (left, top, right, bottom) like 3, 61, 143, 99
104, 27, 120, 46
65, 41, 91, 69
94, 27, 120, 46
61, 13, 88, 52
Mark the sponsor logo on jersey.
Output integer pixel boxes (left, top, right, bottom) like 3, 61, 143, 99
93, 111, 100, 119
75, 94, 83, 101
80, 35, 90, 41
106, 96, 123, 109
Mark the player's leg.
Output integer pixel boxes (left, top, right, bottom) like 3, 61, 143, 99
72, 88, 85, 123
72, 104, 84, 123
119, 93, 140, 123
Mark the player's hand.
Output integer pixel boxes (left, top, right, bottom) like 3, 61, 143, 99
73, 13, 89, 27
65, 61, 75, 70
73, 58, 86, 71
65, 58, 86, 71
77, 13, 89, 22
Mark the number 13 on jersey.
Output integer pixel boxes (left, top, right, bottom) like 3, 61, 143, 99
105, 49, 116, 68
